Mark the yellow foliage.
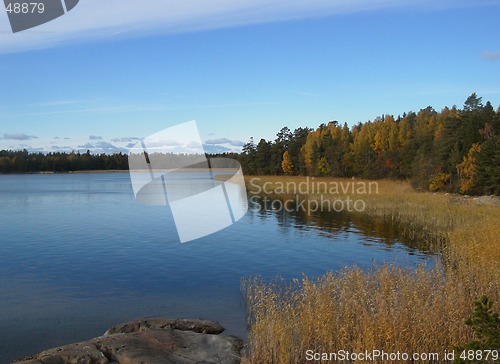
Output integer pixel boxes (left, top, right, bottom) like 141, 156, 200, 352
457, 143, 481, 194
428, 172, 451, 192
281, 150, 293, 175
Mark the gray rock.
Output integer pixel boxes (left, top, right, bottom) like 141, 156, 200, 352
104, 318, 226, 336
14, 318, 242, 364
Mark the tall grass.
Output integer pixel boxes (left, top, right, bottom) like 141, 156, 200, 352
242, 177, 499, 363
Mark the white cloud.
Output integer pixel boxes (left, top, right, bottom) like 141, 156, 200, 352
51, 145, 74, 152
89, 135, 102, 140
0, 134, 245, 154
187, 141, 203, 148
205, 138, 245, 147
230, 140, 245, 147
27, 147, 47, 152
203, 144, 232, 154
77, 141, 128, 154
0, 0, 454, 54
0, 136, 136, 154
205, 138, 232, 145
2, 133, 38, 140
111, 137, 140, 143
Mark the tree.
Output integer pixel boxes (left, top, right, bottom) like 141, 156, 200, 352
476, 137, 500, 195
281, 150, 293, 175
276, 127, 292, 148
317, 156, 332, 176
255, 139, 272, 175
240, 137, 257, 174
270, 127, 293, 174
454, 296, 499, 363
463, 92, 483, 112
288, 127, 311, 175
242, 137, 256, 155
457, 143, 481, 194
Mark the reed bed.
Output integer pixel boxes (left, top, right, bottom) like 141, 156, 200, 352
242, 176, 499, 363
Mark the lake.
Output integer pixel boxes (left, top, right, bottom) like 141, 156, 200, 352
0, 173, 437, 362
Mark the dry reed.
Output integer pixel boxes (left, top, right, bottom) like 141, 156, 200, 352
242, 176, 499, 363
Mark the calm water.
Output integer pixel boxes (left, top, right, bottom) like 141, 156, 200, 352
0, 173, 437, 362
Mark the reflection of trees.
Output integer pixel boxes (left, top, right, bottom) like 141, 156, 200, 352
248, 194, 438, 254
140, 152, 208, 170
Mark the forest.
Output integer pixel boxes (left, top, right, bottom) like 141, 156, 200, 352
0, 149, 129, 173
1, 93, 498, 195
236, 93, 499, 195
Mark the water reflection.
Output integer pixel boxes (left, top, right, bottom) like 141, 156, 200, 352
0, 174, 439, 363
249, 194, 439, 256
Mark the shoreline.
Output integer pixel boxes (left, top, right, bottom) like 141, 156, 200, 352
242, 176, 499, 363
0, 170, 128, 175
0, 168, 240, 175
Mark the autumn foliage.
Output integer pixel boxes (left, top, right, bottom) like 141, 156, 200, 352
238, 93, 499, 195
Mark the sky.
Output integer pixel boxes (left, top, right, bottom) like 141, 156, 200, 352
0, 0, 499, 154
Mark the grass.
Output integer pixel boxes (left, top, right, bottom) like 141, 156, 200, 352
241, 176, 499, 363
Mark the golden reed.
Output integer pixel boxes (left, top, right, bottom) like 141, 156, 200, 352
241, 176, 499, 363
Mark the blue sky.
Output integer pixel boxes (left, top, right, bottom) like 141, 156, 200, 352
0, 0, 499, 154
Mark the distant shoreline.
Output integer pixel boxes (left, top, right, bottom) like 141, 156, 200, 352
0, 168, 239, 175
0, 170, 128, 175
73, 170, 128, 173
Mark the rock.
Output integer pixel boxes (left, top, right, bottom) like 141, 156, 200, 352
14, 318, 242, 364
104, 318, 225, 336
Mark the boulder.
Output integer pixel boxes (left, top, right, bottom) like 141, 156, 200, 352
14, 318, 242, 364
104, 318, 225, 336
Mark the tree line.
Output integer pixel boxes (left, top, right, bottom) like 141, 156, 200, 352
0, 150, 128, 173
235, 93, 499, 195
1, 93, 498, 195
